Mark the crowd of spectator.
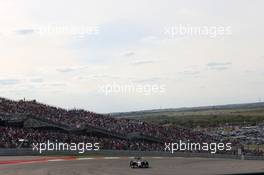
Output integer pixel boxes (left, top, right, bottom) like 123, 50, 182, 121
0, 98, 214, 144
0, 126, 163, 151
12, 98, 264, 155
2, 97, 263, 155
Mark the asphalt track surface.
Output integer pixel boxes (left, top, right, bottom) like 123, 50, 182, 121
1, 156, 264, 175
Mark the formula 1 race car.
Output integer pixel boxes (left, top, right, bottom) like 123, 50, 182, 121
129, 157, 149, 168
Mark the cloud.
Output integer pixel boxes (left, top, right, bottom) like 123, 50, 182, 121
57, 67, 76, 73
133, 77, 162, 83
15, 29, 35, 35
120, 51, 135, 57
131, 60, 156, 66
0, 79, 20, 85
43, 82, 66, 87
207, 62, 232, 67
206, 62, 232, 71
140, 36, 160, 44
56, 66, 88, 73
210, 66, 230, 71
30, 78, 43, 83
179, 70, 200, 76
77, 74, 124, 81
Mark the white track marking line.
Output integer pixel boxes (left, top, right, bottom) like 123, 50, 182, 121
103, 157, 121, 159
48, 159, 65, 162
151, 157, 163, 159
78, 158, 95, 160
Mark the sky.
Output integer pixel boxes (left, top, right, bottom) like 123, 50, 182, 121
0, 0, 264, 113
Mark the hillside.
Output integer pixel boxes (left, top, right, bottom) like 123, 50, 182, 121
111, 102, 264, 128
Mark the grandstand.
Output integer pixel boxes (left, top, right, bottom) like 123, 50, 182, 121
2, 97, 264, 175
0, 97, 217, 152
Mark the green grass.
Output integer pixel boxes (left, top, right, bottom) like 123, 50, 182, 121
131, 108, 264, 128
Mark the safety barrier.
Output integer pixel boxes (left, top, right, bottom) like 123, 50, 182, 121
1, 148, 262, 160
